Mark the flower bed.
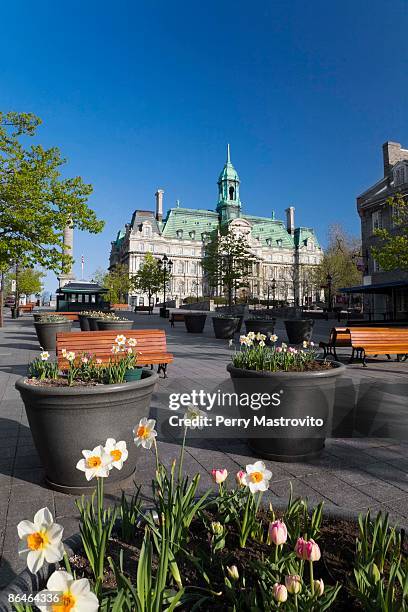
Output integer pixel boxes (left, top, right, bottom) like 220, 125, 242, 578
8, 414, 408, 611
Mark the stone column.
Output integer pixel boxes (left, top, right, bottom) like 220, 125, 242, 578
58, 221, 76, 288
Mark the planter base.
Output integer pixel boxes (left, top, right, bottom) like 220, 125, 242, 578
45, 468, 137, 495
247, 439, 324, 462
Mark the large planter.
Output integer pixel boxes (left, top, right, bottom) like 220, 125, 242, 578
212, 317, 240, 339
87, 316, 100, 331
184, 313, 207, 333
244, 319, 276, 343
34, 320, 72, 350
96, 319, 133, 331
284, 319, 314, 344
15, 370, 158, 494
79, 314, 91, 331
227, 362, 345, 462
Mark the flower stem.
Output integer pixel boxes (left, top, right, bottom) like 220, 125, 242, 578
310, 560, 314, 596
177, 426, 187, 482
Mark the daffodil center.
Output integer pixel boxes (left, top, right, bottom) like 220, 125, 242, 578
53, 592, 76, 612
137, 425, 149, 438
250, 471, 263, 483
110, 449, 122, 461
27, 531, 49, 550
87, 456, 102, 469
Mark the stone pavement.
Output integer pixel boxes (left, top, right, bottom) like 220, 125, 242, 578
1, 310, 408, 588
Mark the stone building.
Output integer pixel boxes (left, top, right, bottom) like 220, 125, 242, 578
110, 147, 323, 307
355, 141, 408, 319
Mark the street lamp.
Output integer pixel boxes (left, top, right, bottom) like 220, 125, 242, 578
326, 273, 333, 312
158, 254, 173, 318
266, 278, 276, 310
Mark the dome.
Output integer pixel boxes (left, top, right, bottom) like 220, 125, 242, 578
218, 144, 240, 183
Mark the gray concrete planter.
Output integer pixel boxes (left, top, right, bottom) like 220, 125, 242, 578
15, 370, 158, 495
227, 362, 345, 462
96, 320, 133, 331
212, 317, 239, 339
184, 313, 207, 333
33, 321, 72, 351
284, 319, 314, 344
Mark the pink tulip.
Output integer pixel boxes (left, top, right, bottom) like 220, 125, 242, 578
272, 583, 288, 603
235, 470, 246, 487
211, 469, 228, 484
314, 578, 324, 596
295, 537, 321, 562
285, 574, 302, 594
269, 520, 287, 546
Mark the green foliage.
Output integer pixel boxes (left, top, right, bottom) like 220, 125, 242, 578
202, 229, 255, 307
372, 194, 408, 271
132, 253, 164, 306
313, 224, 361, 295
0, 111, 104, 272
8, 266, 44, 297
96, 264, 132, 304
232, 334, 319, 372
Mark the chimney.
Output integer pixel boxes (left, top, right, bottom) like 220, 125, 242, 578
155, 189, 164, 222
382, 141, 402, 177
285, 206, 295, 235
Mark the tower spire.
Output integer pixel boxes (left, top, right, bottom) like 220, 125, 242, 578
227, 143, 231, 163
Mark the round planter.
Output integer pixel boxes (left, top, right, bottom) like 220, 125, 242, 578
87, 316, 100, 331
124, 367, 143, 382
96, 320, 133, 331
212, 317, 239, 339
15, 370, 158, 494
79, 314, 91, 331
244, 319, 276, 343
33, 313, 44, 322
184, 313, 207, 333
34, 320, 72, 350
284, 319, 314, 344
227, 362, 345, 462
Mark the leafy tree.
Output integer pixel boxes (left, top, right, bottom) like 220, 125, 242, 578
371, 194, 408, 271
202, 229, 255, 307
132, 253, 162, 311
9, 267, 45, 302
0, 111, 104, 324
313, 224, 361, 302
98, 263, 132, 304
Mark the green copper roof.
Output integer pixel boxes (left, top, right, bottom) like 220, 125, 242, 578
245, 217, 295, 248
161, 207, 219, 240
218, 144, 240, 183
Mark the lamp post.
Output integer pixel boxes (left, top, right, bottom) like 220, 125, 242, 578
158, 254, 173, 318
326, 273, 333, 312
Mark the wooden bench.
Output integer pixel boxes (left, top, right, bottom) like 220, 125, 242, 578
19, 303, 36, 313
111, 303, 129, 310
56, 329, 173, 377
319, 327, 352, 360
39, 311, 80, 322
348, 328, 408, 367
169, 312, 185, 327
134, 305, 153, 313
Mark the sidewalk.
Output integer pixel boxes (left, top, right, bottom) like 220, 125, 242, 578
1, 311, 408, 588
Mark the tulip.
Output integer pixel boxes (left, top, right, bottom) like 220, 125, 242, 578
211, 469, 228, 484
273, 583, 288, 603
285, 574, 302, 595
295, 537, 321, 561
210, 521, 223, 536
235, 470, 246, 487
314, 578, 324, 597
269, 520, 287, 546
227, 565, 239, 581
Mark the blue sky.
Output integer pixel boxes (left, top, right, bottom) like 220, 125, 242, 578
1, 0, 408, 292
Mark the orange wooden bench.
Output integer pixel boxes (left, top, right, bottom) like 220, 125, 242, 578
111, 303, 129, 310
169, 312, 185, 327
348, 328, 408, 367
319, 327, 351, 360
56, 329, 173, 377
19, 303, 36, 313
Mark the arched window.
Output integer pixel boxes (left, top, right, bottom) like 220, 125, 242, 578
229, 185, 235, 200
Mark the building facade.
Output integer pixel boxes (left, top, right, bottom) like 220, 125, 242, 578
357, 141, 408, 318
110, 147, 323, 307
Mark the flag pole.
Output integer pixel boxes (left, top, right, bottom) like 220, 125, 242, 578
81, 255, 84, 280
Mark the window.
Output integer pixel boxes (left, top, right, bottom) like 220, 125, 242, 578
372, 210, 382, 232
91, 294, 96, 303
142, 224, 152, 238
229, 185, 235, 200
176, 229, 183, 239
77, 294, 83, 303
69, 293, 76, 302
277, 239, 283, 248
189, 230, 195, 239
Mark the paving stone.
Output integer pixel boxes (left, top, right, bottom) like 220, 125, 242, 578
355, 481, 408, 503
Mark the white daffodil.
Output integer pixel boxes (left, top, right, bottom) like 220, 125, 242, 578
133, 417, 157, 449
127, 337, 137, 347
243, 460, 272, 493
40, 351, 50, 361
61, 348, 67, 357
256, 332, 266, 341
17, 507, 64, 574
66, 351, 75, 362
111, 344, 120, 354
37, 570, 99, 612
104, 438, 128, 470
247, 331, 256, 340
302, 340, 309, 348
115, 334, 127, 346
76, 445, 112, 481
184, 404, 207, 429
269, 334, 278, 343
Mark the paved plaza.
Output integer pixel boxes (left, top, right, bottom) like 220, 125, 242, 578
1, 310, 408, 588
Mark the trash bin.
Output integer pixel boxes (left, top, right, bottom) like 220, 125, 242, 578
160, 307, 169, 318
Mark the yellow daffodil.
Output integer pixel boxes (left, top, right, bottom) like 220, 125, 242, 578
76, 445, 112, 481
104, 438, 128, 470
243, 460, 272, 493
37, 570, 98, 611
17, 507, 64, 574
133, 417, 157, 449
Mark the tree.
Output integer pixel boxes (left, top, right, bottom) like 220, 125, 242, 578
313, 224, 361, 301
0, 111, 104, 324
132, 253, 162, 310
202, 229, 255, 307
97, 264, 132, 304
371, 194, 408, 271
9, 267, 45, 303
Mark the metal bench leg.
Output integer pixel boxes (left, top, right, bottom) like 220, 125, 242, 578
157, 363, 168, 378
386, 354, 391, 360
349, 348, 355, 364
362, 350, 368, 367
333, 347, 338, 361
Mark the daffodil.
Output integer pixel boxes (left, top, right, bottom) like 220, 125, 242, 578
133, 417, 157, 449
66, 351, 75, 362
127, 337, 137, 347
76, 445, 112, 481
111, 344, 120, 354
269, 334, 278, 343
104, 438, 128, 470
40, 351, 50, 361
17, 507, 64, 574
37, 570, 99, 611
115, 334, 127, 346
243, 460, 272, 493
184, 404, 207, 429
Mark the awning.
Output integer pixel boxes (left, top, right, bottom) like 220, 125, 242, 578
339, 280, 408, 294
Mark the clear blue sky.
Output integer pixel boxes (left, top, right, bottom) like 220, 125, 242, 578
1, 0, 408, 292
